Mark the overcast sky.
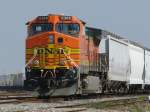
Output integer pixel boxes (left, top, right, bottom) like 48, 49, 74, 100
0, 0, 149, 74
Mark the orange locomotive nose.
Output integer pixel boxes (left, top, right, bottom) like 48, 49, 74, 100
25, 14, 82, 91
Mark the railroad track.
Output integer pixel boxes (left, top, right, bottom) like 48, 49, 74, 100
0, 92, 147, 102
0, 95, 38, 104
0, 92, 148, 112
0, 94, 65, 104
0, 92, 146, 108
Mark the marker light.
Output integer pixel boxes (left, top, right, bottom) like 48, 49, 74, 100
60, 16, 72, 21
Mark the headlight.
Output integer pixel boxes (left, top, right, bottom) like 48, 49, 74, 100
49, 35, 54, 44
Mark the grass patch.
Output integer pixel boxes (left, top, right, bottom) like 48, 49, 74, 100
87, 96, 150, 112
87, 99, 148, 111
128, 104, 145, 112
87, 101, 120, 109
138, 96, 147, 101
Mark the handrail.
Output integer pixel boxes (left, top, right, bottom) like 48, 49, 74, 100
25, 48, 38, 67
59, 48, 79, 69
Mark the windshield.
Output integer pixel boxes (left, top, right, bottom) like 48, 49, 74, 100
28, 23, 53, 36
56, 23, 80, 37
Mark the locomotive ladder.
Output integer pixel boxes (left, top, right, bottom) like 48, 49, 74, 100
25, 48, 38, 67
59, 48, 82, 94
39, 48, 45, 68
59, 48, 79, 68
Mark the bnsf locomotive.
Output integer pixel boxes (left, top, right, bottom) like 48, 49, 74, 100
25, 14, 150, 96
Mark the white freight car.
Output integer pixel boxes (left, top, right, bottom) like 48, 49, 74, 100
128, 44, 144, 84
107, 35, 130, 82
99, 33, 146, 92
144, 50, 150, 85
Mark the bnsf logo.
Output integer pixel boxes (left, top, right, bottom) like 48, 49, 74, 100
37, 48, 69, 54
